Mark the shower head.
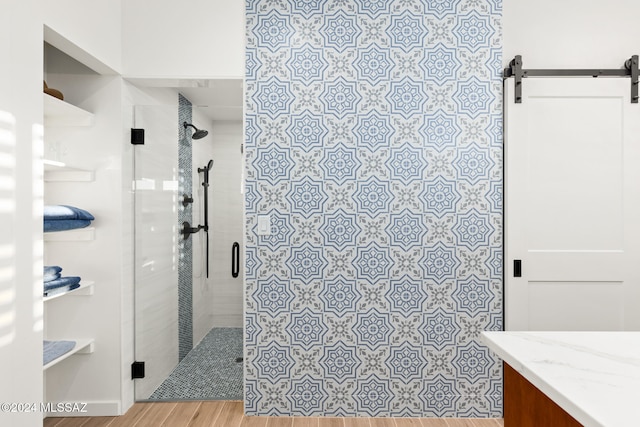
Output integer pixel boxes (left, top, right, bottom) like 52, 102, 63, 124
207, 159, 213, 170
183, 122, 209, 140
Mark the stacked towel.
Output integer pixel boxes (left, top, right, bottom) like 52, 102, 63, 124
44, 265, 62, 282
43, 340, 76, 365
44, 277, 81, 296
44, 205, 94, 232
43, 266, 81, 297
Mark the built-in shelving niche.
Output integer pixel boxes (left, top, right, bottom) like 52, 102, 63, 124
44, 159, 95, 182
42, 39, 97, 379
43, 93, 94, 127
43, 339, 95, 371
42, 24, 121, 417
43, 281, 95, 303
43, 280, 96, 369
44, 227, 96, 241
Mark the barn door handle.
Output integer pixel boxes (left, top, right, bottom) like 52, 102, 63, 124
513, 260, 522, 277
232, 242, 240, 278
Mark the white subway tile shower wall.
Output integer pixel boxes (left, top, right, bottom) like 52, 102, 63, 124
245, 0, 503, 417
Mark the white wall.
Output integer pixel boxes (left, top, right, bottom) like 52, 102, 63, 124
190, 109, 217, 343
0, 0, 44, 425
121, 0, 244, 79
504, 0, 640, 69
42, 7, 132, 416
190, 110, 245, 338
43, 71, 129, 415
208, 121, 243, 328
44, 0, 122, 73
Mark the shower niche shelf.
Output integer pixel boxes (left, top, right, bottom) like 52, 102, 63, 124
43, 339, 95, 371
43, 94, 94, 127
44, 281, 95, 302
44, 227, 95, 242
44, 159, 95, 182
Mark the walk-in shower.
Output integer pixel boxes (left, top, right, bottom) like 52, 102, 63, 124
133, 96, 243, 402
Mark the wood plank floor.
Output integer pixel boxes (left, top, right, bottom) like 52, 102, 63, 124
44, 401, 504, 427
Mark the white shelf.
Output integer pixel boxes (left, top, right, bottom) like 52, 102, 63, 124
44, 160, 94, 182
44, 281, 94, 302
43, 94, 94, 127
44, 227, 95, 241
43, 339, 95, 371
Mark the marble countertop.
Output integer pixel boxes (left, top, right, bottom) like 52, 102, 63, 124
481, 331, 640, 427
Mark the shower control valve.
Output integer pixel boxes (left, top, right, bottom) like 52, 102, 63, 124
181, 221, 204, 239
182, 194, 194, 207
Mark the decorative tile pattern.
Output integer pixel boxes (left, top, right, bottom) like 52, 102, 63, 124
289, 375, 328, 414
387, 144, 425, 184
254, 143, 294, 185
356, 44, 394, 85
255, 342, 295, 382
287, 44, 329, 83
256, 77, 295, 119
246, 0, 502, 417
320, 77, 362, 118
289, 111, 328, 151
178, 94, 193, 361
253, 275, 295, 316
355, 375, 393, 416
322, 11, 360, 52
286, 308, 328, 349
287, 177, 328, 217
319, 274, 361, 315
320, 341, 360, 382
356, 111, 393, 149
385, 275, 427, 315
150, 328, 243, 400
386, 77, 428, 118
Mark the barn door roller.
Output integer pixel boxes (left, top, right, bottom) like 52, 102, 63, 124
504, 55, 639, 104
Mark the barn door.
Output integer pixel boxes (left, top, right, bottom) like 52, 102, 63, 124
505, 77, 640, 330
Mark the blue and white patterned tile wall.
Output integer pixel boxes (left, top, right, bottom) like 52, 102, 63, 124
245, 0, 503, 417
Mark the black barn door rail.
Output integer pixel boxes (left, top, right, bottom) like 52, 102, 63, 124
504, 55, 639, 104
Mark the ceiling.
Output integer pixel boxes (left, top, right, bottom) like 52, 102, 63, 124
45, 42, 244, 123
179, 80, 244, 122
126, 77, 244, 122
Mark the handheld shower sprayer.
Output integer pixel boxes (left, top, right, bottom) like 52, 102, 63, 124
199, 159, 214, 172
197, 160, 214, 277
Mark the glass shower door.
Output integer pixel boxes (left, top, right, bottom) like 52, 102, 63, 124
131, 100, 244, 401
132, 105, 180, 400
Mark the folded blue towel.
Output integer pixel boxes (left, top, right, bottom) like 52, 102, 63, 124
44, 283, 80, 297
44, 266, 62, 282
44, 340, 76, 365
44, 266, 62, 275
44, 276, 81, 292
44, 205, 95, 221
44, 272, 61, 282
44, 219, 92, 232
